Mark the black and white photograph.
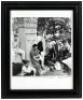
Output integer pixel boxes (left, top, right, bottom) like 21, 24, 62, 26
1, 1, 82, 98
10, 11, 73, 89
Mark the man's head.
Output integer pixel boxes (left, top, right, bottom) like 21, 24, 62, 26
22, 60, 29, 67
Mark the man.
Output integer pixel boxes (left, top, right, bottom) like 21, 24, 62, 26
30, 44, 42, 76
12, 35, 25, 75
21, 60, 34, 76
37, 35, 45, 69
44, 40, 56, 71
13, 35, 25, 63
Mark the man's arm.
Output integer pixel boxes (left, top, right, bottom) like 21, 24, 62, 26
33, 55, 41, 61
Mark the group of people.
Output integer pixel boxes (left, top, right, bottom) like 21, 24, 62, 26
12, 28, 71, 76
20, 35, 71, 76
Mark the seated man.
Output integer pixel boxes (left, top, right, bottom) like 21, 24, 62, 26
30, 44, 42, 76
12, 35, 26, 75
21, 60, 34, 76
12, 35, 25, 63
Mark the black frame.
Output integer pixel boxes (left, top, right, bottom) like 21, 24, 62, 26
1, 1, 82, 98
